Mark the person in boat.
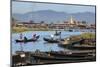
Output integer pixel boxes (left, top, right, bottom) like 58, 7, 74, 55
33, 34, 36, 37
50, 34, 54, 39
20, 33, 23, 40
24, 36, 27, 41
54, 31, 61, 36
33, 34, 36, 39
55, 30, 58, 35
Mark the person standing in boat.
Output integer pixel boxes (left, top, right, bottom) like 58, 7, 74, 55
20, 33, 23, 40
20, 33, 27, 41
51, 34, 54, 39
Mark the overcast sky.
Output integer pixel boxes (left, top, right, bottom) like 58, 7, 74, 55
12, 1, 95, 14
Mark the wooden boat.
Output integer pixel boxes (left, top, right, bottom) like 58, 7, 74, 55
43, 37, 64, 43
12, 51, 95, 66
68, 29, 73, 32
71, 45, 96, 50
54, 31, 61, 36
31, 52, 95, 61
46, 50, 95, 58
16, 35, 39, 43
59, 38, 96, 50
58, 39, 84, 47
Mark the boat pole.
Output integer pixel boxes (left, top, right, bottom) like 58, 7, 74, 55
60, 32, 61, 39
20, 33, 23, 51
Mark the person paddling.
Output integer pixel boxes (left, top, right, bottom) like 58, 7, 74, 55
33, 33, 36, 39
24, 36, 27, 41
20, 33, 27, 41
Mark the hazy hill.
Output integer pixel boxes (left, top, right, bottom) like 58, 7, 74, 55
13, 10, 95, 24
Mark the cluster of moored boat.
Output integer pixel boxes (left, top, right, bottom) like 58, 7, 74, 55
12, 49, 96, 66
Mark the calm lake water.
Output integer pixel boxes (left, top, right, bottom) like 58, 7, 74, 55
11, 30, 94, 54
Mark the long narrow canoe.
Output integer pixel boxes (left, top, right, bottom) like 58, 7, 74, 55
43, 37, 64, 43
16, 35, 39, 43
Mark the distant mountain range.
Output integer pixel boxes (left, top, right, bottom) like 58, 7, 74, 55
12, 10, 95, 24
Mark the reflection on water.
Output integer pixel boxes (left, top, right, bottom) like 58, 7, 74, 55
12, 30, 94, 54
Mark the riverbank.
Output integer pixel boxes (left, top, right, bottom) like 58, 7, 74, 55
12, 27, 58, 33
80, 33, 95, 39
12, 26, 95, 33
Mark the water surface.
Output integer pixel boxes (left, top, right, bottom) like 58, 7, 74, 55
12, 30, 90, 54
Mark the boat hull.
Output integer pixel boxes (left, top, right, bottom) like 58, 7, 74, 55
46, 51, 94, 57
32, 53, 95, 61
43, 38, 64, 43
16, 36, 39, 43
